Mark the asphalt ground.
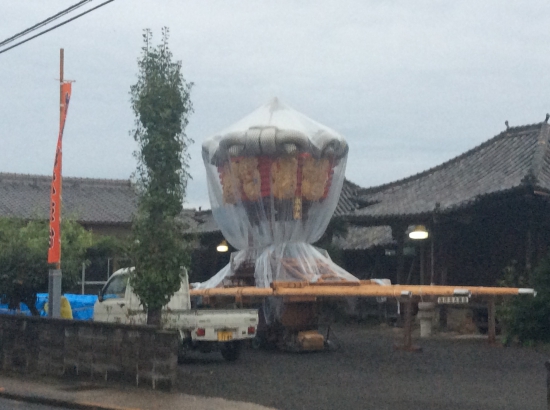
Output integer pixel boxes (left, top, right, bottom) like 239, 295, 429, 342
0, 398, 63, 410
176, 323, 548, 410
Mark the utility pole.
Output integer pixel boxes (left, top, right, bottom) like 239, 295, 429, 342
59, 47, 64, 150
48, 48, 65, 318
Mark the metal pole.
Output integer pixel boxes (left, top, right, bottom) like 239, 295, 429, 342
81, 262, 85, 295
48, 269, 62, 318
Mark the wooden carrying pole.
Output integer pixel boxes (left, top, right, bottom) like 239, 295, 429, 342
190, 282, 534, 350
190, 284, 535, 298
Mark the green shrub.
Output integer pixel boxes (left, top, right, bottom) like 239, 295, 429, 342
0, 218, 92, 315
498, 257, 550, 344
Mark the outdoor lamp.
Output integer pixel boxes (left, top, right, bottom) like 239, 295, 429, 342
216, 240, 229, 252
409, 225, 429, 240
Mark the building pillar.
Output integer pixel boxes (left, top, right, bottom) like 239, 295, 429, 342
391, 224, 407, 285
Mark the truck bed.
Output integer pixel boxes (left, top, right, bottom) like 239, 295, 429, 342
164, 308, 259, 342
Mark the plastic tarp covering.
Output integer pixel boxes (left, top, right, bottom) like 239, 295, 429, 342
198, 98, 359, 291
0, 294, 97, 320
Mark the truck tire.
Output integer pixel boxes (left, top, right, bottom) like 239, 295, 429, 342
178, 341, 191, 364
220, 341, 243, 361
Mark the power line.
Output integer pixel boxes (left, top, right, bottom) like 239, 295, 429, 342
0, 0, 93, 48
0, 0, 115, 56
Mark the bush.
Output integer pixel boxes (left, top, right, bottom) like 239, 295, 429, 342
498, 258, 550, 344
0, 218, 92, 315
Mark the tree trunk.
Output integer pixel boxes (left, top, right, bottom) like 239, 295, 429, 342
147, 306, 162, 326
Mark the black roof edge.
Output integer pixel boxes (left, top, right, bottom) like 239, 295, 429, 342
346, 185, 536, 226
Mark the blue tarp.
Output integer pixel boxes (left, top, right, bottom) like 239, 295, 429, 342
0, 293, 97, 320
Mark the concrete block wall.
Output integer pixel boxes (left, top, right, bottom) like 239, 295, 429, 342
0, 315, 178, 389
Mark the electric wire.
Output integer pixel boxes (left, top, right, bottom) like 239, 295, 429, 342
0, 0, 115, 56
0, 0, 93, 48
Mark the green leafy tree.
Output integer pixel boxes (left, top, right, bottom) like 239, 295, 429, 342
130, 27, 193, 325
85, 235, 131, 282
0, 218, 92, 315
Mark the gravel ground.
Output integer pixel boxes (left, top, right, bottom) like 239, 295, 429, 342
176, 323, 548, 410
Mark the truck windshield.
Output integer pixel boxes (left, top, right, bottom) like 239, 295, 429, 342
102, 274, 128, 299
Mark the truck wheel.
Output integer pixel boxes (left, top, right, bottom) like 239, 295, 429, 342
178, 341, 190, 364
220, 341, 242, 361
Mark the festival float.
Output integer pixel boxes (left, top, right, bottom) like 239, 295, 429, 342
197, 98, 356, 349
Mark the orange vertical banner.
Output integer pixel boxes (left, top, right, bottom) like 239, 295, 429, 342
48, 82, 72, 264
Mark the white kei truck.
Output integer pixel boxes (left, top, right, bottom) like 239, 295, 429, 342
93, 268, 259, 362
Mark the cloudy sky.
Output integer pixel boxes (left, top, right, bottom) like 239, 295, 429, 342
2, 1, 550, 208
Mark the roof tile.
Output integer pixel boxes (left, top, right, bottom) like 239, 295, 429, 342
349, 122, 550, 221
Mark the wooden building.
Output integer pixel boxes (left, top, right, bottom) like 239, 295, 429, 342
338, 120, 550, 287
0, 173, 137, 236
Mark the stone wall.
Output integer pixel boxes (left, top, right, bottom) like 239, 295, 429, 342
0, 314, 178, 389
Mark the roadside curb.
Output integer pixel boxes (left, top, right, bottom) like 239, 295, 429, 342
0, 388, 141, 410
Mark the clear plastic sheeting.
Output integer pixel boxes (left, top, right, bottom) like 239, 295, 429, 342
196, 98, 358, 290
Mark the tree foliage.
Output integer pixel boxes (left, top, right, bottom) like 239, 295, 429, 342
85, 235, 131, 279
129, 27, 193, 325
498, 258, 550, 345
0, 218, 92, 315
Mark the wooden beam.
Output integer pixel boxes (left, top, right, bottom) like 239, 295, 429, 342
190, 283, 534, 298
487, 296, 496, 345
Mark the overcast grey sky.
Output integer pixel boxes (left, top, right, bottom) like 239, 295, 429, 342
2, 1, 550, 208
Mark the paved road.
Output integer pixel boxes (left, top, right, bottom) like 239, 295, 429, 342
0, 398, 63, 410
177, 323, 548, 410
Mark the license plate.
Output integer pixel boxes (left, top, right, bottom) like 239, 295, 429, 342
217, 331, 233, 341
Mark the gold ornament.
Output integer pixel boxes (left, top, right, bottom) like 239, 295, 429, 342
237, 157, 261, 201
221, 161, 240, 204
271, 156, 298, 199
301, 157, 330, 201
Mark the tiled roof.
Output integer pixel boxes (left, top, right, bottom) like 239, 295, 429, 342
0, 172, 358, 233
348, 121, 550, 223
0, 173, 137, 225
180, 209, 220, 234
334, 178, 359, 216
333, 225, 394, 250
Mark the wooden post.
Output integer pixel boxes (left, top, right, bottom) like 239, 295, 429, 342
488, 296, 496, 345
430, 233, 435, 285
391, 224, 407, 327
526, 227, 532, 274
420, 242, 425, 285
394, 299, 422, 352
403, 299, 412, 348
392, 224, 406, 285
